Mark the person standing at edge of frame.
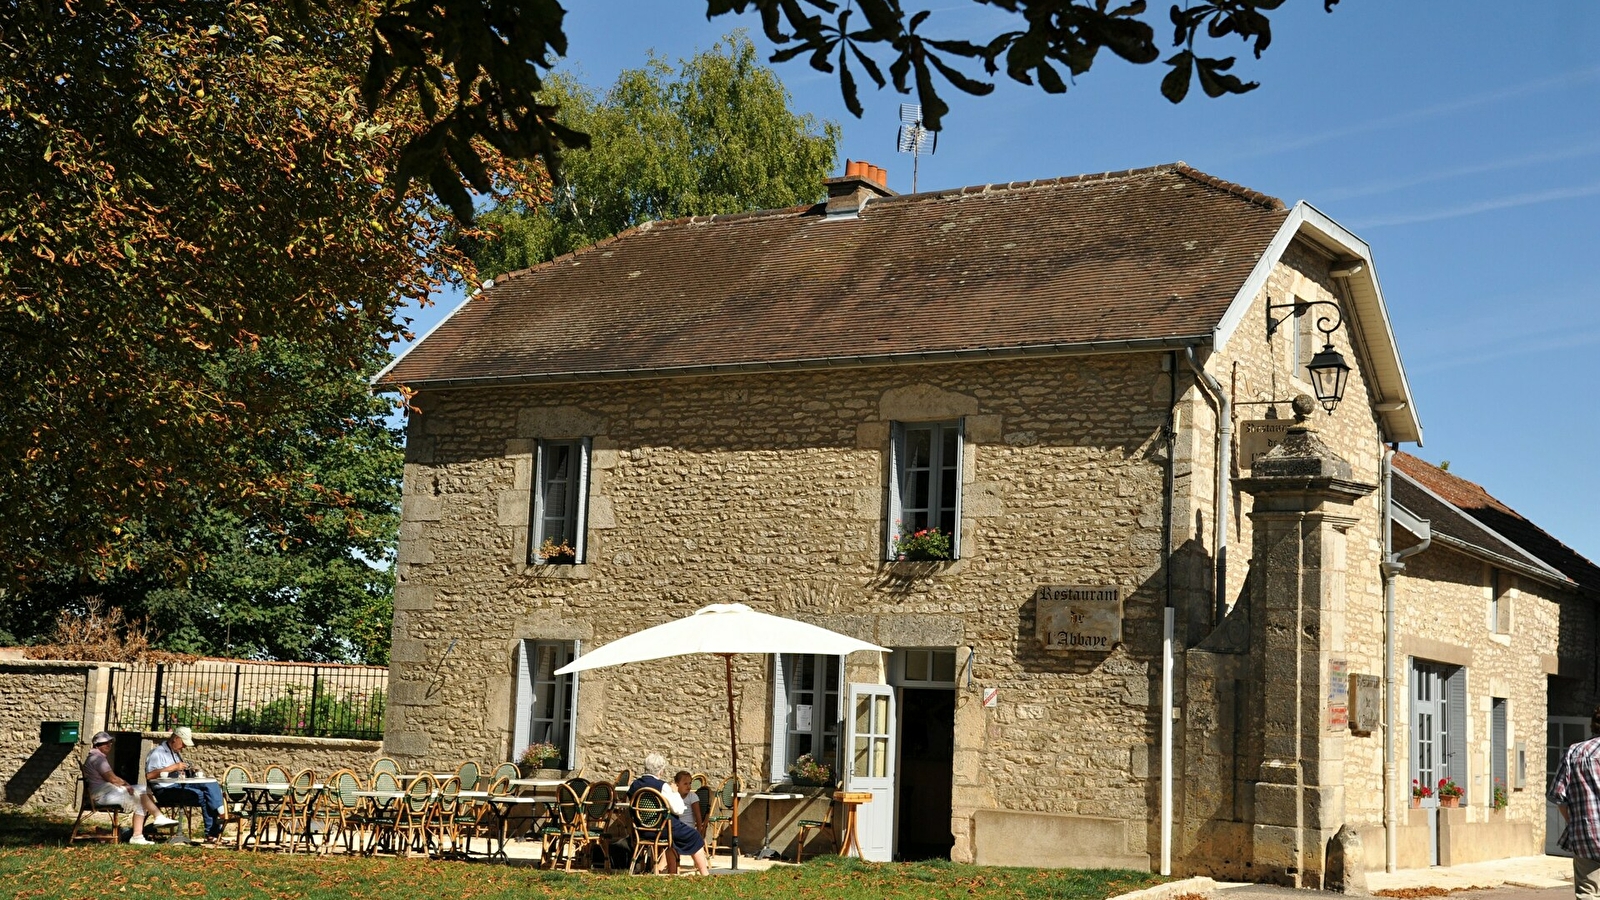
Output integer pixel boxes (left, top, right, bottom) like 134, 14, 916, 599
1550, 706, 1600, 900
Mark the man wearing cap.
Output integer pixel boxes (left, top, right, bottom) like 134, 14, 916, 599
146, 726, 227, 842
82, 732, 176, 845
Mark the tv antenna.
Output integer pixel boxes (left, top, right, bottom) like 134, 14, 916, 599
896, 103, 937, 193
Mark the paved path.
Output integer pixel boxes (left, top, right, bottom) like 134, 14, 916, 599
1212, 855, 1574, 899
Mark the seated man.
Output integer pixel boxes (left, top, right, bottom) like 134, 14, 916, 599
145, 726, 226, 841
83, 731, 176, 845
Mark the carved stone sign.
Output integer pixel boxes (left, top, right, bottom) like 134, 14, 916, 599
1036, 586, 1122, 651
1239, 418, 1292, 471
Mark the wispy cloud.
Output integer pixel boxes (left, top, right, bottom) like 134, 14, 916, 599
1235, 64, 1600, 161
1316, 140, 1600, 202
1352, 181, 1600, 227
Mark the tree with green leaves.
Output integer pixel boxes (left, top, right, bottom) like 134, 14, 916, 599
471, 34, 841, 277
0, 339, 401, 664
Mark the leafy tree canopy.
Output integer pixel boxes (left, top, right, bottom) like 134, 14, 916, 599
0, 340, 401, 664
471, 34, 841, 276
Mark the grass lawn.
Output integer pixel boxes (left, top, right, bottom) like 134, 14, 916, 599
1, 808, 1166, 900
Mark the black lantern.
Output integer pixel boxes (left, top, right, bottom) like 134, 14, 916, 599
1306, 342, 1351, 414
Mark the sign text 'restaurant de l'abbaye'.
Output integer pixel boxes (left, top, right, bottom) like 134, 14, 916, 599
1035, 585, 1123, 651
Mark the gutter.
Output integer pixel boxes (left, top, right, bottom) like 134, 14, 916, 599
1381, 445, 1430, 872
372, 334, 1216, 391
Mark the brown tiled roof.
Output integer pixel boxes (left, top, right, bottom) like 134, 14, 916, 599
380, 164, 1290, 387
1394, 452, 1600, 594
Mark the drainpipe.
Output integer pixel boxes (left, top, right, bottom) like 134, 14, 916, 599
1381, 444, 1429, 871
1160, 352, 1178, 876
1183, 347, 1231, 622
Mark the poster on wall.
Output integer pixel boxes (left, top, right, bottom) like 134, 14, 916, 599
1327, 657, 1349, 731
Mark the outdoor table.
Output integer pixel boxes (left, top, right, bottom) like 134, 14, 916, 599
482, 796, 548, 862
234, 782, 291, 850
508, 778, 565, 791
149, 777, 220, 844
739, 791, 803, 859
832, 791, 872, 859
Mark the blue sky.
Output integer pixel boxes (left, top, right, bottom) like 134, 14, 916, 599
398, 1, 1600, 561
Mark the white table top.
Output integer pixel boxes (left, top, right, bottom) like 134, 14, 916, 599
354, 789, 425, 800
152, 777, 219, 786
235, 782, 289, 791
486, 795, 547, 805
740, 792, 804, 801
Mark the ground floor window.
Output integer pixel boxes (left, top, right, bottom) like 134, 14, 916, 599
1410, 659, 1467, 803
514, 639, 579, 768
770, 653, 841, 781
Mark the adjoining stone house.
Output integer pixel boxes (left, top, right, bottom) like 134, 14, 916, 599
374, 163, 1597, 880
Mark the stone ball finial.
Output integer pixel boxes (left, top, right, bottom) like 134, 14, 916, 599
1292, 394, 1316, 420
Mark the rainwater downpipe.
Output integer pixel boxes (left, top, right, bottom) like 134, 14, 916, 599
1183, 347, 1231, 622
1381, 444, 1429, 871
1159, 352, 1178, 876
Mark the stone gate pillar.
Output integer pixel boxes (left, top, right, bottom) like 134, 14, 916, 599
1234, 397, 1374, 888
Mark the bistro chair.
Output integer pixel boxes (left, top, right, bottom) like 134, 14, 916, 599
689, 773, 709, 792
433, 776, 462, 858
275, 768, 319, 853
324, 769, 365, 855
613, 768, 633, 788
458, 775, 510, 858
538, 781, 586, 870
576, 781, 615, 869
66, 774, 123, 845
360, 770, 402, 855
370, 757, 400, 780
491, 762, 519, 785
705, 775, 741, 855
628, 787, 674, 876
693, 785, 713, 835
219, 765, 251, 845
454, 761, 481, 792
794, 793, 838, 862
393, 772, 437, 857
248, 765, 292, 849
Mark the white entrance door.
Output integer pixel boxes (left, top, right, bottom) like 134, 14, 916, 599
845, 683, 897, 861
1548, 716, 1591, 855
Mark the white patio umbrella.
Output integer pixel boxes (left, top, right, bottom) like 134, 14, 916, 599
554, 602, 886, 869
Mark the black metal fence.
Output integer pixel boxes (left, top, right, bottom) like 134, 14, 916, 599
107, 661, 387, 741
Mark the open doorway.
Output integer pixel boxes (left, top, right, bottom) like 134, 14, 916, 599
893, 648, 957, 861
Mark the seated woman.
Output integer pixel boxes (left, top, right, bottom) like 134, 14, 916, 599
630, 753, 710, 876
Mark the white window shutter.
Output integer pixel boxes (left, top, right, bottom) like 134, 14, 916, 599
565, 640, 581, 766
1445, 667, 1469, 802
512, 640, 533, 760
770, 654, 792, 782
531, 442, 548, 560
574, 438, 591, 564
886, 423, 904, 560
951, 420, 965, 559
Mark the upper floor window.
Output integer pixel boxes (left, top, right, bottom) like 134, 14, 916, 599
888, 421, 962, 560
530, 438, 591, 565
1488, 568, 1512, 633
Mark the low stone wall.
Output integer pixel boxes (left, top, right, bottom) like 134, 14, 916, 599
0, 660, 105, 810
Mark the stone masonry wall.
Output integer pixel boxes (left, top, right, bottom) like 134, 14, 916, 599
389, 354, 1175, 867
0, 661, 101, 809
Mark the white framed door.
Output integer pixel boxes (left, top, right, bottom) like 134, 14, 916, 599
845, 683, 897, 861
1548, 716, 1591, 856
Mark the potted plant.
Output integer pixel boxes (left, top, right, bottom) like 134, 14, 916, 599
1492, 779, 1508, 812
518, 741, 562, 777
1437, 777, 1464, 808
892, 523, 953, 562
786, 753, 834, 788
538, 538, 578, 566
1410, 779, 1433, 808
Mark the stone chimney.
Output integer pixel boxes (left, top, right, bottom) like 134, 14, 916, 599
823, 159, 895, 217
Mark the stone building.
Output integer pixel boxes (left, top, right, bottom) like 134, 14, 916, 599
375, 163, 1597, 879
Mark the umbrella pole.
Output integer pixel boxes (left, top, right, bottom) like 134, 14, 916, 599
723, 653, 741, 870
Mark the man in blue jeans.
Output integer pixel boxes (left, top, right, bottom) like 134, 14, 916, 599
1550, 706, 1600, 900
145, 727, 227, 842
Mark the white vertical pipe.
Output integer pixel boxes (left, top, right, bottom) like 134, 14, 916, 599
1161, 606, 1175, 875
